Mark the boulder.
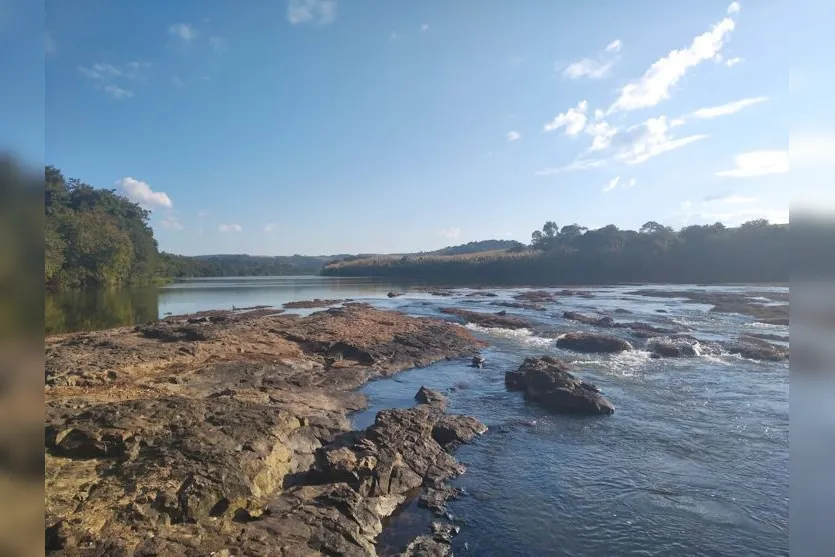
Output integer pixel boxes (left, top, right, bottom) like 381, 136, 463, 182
649, 339, 699, 358
562, 311, 614, 327
387, 292, 404, 298
505, 356, 615, 415
556, 333, 632, 353
439, 307, 534, 330
415, 386, 449, 408
724, 341, 789, 361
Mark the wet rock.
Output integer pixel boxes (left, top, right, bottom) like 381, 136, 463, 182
415, 386, 449, 408
490, 301, 547, 312
439, 307, 534, 330
388, 292, 404, 298
471, 354, 486, 368
627, 289, 789, 323
724, 341, 789, 361
563, 311, 614, 327
283, 299, 343, 309
505, 356, 615, 415
514, 290, 556, 303
419, 485, 462, 514
649, 339, 699, 358
466, 291, 498, 297
400, 535, 452, 557
431, 521, 461, 543
556, 333, 632, 353
742, 332, 789, 343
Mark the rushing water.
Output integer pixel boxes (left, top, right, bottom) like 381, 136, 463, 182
47, 278, 789, 556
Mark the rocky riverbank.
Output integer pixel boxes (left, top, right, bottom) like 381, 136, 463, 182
45, 304, 487, 556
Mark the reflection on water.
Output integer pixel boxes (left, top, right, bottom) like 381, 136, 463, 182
46, 286, 160, 335
46, 276, 417, 335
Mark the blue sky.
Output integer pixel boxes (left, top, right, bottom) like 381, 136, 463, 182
23, 0, 821, 254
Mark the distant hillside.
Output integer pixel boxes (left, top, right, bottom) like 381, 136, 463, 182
159, 253, 339, 278
429, 239, 524, 256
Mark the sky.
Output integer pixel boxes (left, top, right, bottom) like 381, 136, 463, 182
4, 0, 832, 255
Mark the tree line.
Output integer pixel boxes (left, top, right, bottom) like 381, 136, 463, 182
45, 167, 314, 290
321, 219, 790, 285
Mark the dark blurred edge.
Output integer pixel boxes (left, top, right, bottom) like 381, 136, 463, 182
1, 0, 47, 554
790, 211, 835, 557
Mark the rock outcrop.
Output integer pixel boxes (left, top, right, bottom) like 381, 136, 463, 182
45, 305, 485, 556
562, 311, 614, 327
283, 299, 344, 309
505, 356, 615, 415
556, 332, 633, 353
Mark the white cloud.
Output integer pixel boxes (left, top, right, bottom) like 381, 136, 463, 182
585, 119, 618, 151
535, 158, 609, 175
209, 37, 228, 53
690, 96, 768, 119
45, 31, 56, 55
118, 177, 173, 208
725, 56, 743, 67
287, 0, 337, 25
702, 193, 757, 204
603, 176, 620, 192
608, 6, 738, 113
563, 58, 615, 80
626, 178, 636, 188
715, 150, 789, 177
263, 223, 277, 232
544, 100, 588, 136
727, 2, 741, 15
507, 130, 521, 141
540, 115, 707, 173
421, 23, 430, 32
104, 84, 134, 99
670, 118, 686, 127
563, 39, 622, 80
78, 63, 123, 80
612, 115, 708, 165
219, 224, 243, 232
168, 23, 197, 41
197, 210, 210, 217
160, 215, 184, 231
437, 227, 461, 240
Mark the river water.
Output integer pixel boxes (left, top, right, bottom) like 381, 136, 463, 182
47, 277, 789, 556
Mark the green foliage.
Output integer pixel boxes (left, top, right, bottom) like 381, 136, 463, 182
322, 219, 790, 285
45, 166, 154, 289
156, 253, 320, 278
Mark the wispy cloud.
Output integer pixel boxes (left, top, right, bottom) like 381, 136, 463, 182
209, 36, 228, 53
563, 39, 622, 80
507, 130, 521, 141
421, 23, 430, 32
690, 96, 768, 119
603, 176, 620, 192
168, 23, 198, 42
702, 194, 757, 204
197, 210, 210, 217
160, 215, 184, 231
287, 0, 337, 25
715, 150, 789, 178
78, 61, 150, 98
117, 177, 172, 208
608, 3, 739, 113
104, 84, 134, 99
725, 56, 743, 67
219, 223, 243, 232
263, 223, 276, 232
437, 227, 461, 240
544, 100, 588, 136
538, 115, 707, 174
727, 2, 741, 15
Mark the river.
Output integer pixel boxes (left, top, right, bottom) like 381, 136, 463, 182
46, 277, 789, 556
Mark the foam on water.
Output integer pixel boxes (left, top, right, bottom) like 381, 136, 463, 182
463, 323, 554, 348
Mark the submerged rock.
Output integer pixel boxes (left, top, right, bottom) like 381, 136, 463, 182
505, 356, 615, 415
472, 354, 486, 368
283, 298, 343, 309
388, 292, 404, 298
649, 339, 699, 358
724, 341, 789, 361
514, 290, 556, 303
556, 332, 633, 353
415, 386, 449, 408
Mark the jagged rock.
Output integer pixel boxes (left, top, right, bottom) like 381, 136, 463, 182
556, 332, 632, 353
419, 486, 462, 514
724, 341, 789, 361
506, 356, 615, 415
514, 290, 556, 302
471, 354, 486, 368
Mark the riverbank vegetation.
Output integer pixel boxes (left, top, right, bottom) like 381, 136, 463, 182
322, 220, 790, 285
45, 167, 320, 289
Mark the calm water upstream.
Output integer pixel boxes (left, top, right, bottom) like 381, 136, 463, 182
47, 278, 789, 556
